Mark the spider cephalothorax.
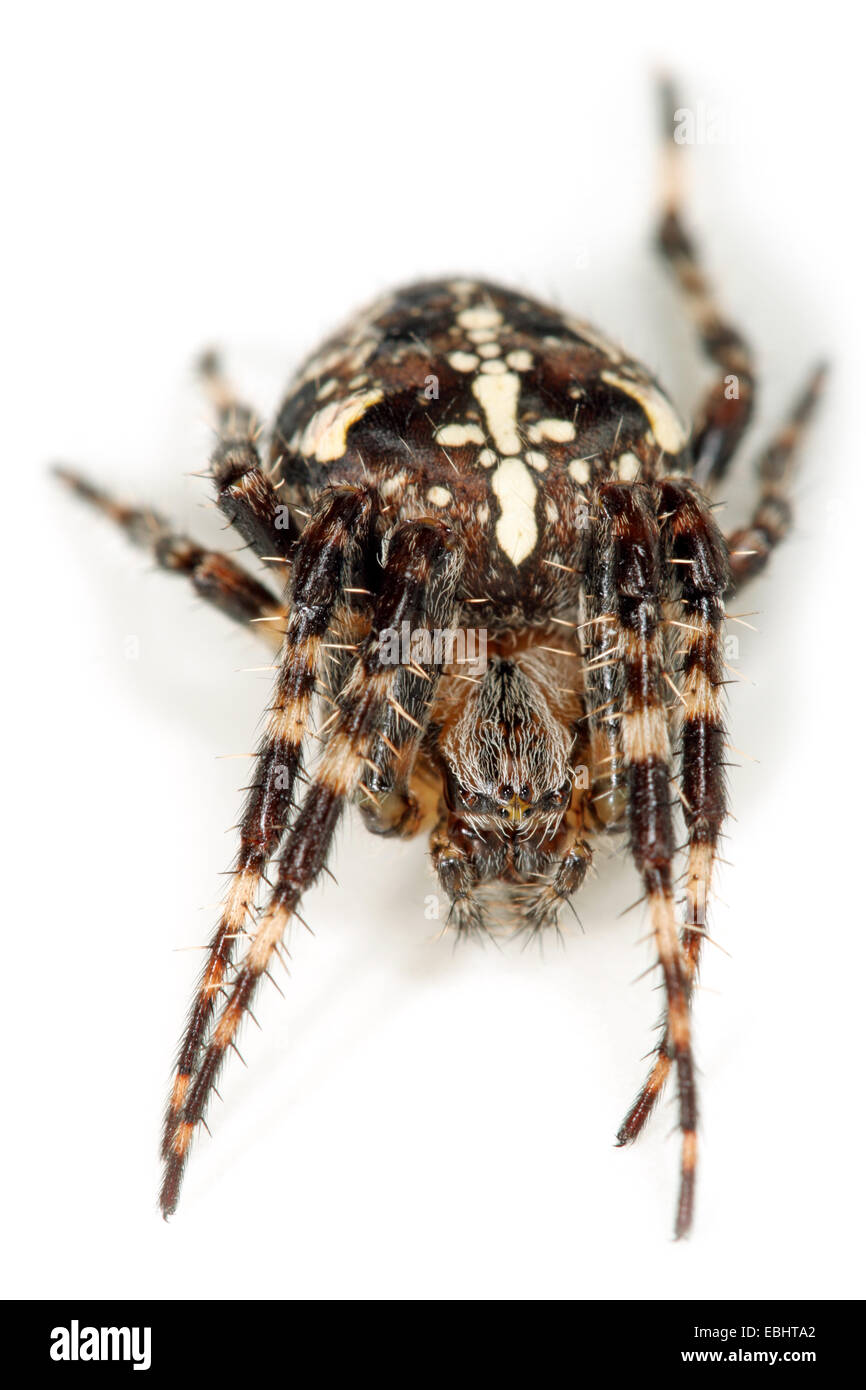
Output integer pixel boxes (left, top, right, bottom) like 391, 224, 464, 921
438, 653, 576, 832
58, 82, 825, 1236
426, 647, 588, 930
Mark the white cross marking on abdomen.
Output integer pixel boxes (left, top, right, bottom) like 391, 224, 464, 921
471, 370, 538, 566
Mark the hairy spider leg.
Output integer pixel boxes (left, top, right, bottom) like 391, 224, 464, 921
201, 351, 302, 566
160, 485, 377, 1179
513, 807, 594, 937
582, 503, 628, 833
429, 814, 501, 939
356, 620, 457, 841
593, 482, 698, 1238
617, 479, 730, 1158
160, 516, 464, 1215
726, 364, 828, 591
54, 467, 285, 641
656, 78, 756, 489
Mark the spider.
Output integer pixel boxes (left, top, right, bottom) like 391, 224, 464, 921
57, 81, 824, 1237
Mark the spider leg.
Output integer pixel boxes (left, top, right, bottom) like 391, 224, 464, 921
358, 644, 455, 839
656, 79, 756, 489
513, 807, 592, 935
160, 517, 464, 1215
617, 478, 730, 1149
726, 363, 828, 591
582, 524, 628, 835
201, 352, 301, 565
359, 716, 424, 837
430, 812, 504, 937
54, 466, 285, 645
160, 485, 377, 1172
594, 482, 697, 1238
359, 710, 440, 839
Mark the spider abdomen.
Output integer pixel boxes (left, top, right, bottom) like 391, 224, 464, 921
271, 279, 691, 622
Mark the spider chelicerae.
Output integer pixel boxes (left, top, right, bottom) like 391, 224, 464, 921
57, 81, 824, 1237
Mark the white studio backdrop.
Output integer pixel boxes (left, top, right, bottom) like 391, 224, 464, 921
4, 0, 862, 1299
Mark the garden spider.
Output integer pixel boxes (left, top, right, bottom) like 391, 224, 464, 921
57, 81, 824, 1236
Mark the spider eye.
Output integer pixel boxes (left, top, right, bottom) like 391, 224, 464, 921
443, 768, 484, 812
540, 779, 572, 811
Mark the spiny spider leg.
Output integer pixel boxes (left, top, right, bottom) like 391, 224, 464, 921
582, 512, 628, 834
656, 78, 756, 490
201, 352, 301, 566
655, 83, 827, 589
514, 807, 593, 936
358, 587, 470, 841
726, 363, 828, 591
617, 478, 731, 1148
160, 517, 464, 1215
54, 466, 285, 643
160, 485, 376, 1174
595, 482, 697, 1238
359, 694, 434, 839
621, 366, 827, 1158
430, 814, 500, 938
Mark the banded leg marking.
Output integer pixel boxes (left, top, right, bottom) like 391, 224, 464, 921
55, 467, 285, 641
583, 504, 627, 833
160, 517, 464, 1215
618, 478, 731, 1149
201, 352, 301, 564
657, 79, 756, 488
726, 364, 828, 590
596, 482, 698, 1238
160, 485, 377, 1189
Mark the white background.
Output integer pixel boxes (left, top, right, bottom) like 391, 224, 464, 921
5, 1, 863, 1300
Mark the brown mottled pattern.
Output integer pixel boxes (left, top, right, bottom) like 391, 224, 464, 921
270, 278, 689, 629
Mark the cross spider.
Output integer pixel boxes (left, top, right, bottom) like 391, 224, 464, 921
57, 81, 824, 1237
